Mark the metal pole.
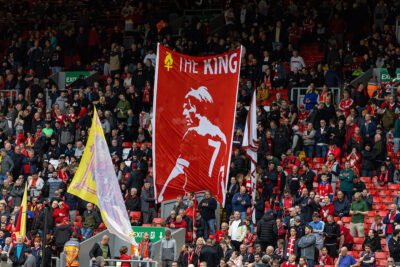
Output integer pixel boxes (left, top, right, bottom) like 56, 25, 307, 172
41, 207, 48, 267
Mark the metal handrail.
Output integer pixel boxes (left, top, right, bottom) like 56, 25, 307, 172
51, 256, 60, 267
291, 87, 341, 107
90, 258, 159, 267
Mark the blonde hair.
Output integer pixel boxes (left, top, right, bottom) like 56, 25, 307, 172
196, 237, 205, 246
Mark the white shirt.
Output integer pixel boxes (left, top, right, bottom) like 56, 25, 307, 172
230, 220, 241, 241
290, 56, 305, 71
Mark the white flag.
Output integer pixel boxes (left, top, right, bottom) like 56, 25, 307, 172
242, 91, 258, 222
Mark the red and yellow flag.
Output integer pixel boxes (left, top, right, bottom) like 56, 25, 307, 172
15, 183, 28, 239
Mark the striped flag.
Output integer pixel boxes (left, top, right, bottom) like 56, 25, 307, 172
15, 183, 28, 239
242, 91, 258, 222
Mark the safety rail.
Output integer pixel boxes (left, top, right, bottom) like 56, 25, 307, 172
0, 89, 21, 104
51, 256, 60, 267
90, 258, 159, 267
291, 87, 341, 107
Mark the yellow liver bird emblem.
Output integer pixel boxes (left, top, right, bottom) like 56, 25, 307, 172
164, 52, 173, 71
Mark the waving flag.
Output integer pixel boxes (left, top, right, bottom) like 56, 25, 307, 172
67, 108, 137, 250
153, 44, 242, 205
242, 92, 258, 221
15, 183, 28, 239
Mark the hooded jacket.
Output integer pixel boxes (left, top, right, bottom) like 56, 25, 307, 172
256, 214, 278, 243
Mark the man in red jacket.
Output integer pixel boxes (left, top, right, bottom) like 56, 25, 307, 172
169, 215, 188, 239
53, 201, 70, 224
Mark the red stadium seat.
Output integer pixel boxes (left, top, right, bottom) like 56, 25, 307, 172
389, 184, 400, 190
353, 237, 364, 244
153, 218, 164, 224
142, 224, 152, 227
375, 252, 387, 259
373, 197, 383, 203
342, 217, 351, 223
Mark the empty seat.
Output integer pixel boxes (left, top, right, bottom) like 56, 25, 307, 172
153, 218, 164, 224
375, 252, 387, 259
389, 184, 400, 190
353, 237, 364, 244
342, 217, 351, 223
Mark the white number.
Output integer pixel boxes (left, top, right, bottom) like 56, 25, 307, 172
208, 140, 221, 177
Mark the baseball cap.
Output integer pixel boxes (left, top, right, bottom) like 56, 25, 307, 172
299, 105, 304, 108
386, 156, 391, 161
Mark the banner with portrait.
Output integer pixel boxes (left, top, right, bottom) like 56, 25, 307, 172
153, 44, 242, 205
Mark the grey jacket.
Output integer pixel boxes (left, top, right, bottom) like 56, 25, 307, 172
0, 154, 14, 175
24, 255, 36, 267
303, 129, 316, 146
160, 237, 177, 261
298, 234, 316, 260
141, 187, 155, 212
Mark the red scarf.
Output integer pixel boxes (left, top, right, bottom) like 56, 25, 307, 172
138, 239, 149, 258
379, 172, 389, 183
286, 237, 295, 256
387, 212, 396, 234
353, 134, 360, 143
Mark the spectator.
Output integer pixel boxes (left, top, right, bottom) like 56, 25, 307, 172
229, 211, 246, 251
232, 186, 251, 221
257, 209, 278, 252
339, 161, 355, 200
308, 213, 324, 250
81, 203, 101, 240
298, 225, 316, 267
319, 247, 333, 266
323, 214, 340, 258
9, 235, 28, 266
389, 229, 400, 264
64, 232, 80, 267
335, 247, 357, 267
198, 190, 217, 240
160, 230, 177, 267
363, 229, 381, 252
315, 119, 330, 159
90, 235, 111, 265
350, 192, 369, 238
24, 248, 36, 267
141, 179, 156, 224
384, 204, 400, 244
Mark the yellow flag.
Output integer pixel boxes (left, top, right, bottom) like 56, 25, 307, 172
15, 183, 28, 239
67, 108, 137, 249
67, 112, 100, 206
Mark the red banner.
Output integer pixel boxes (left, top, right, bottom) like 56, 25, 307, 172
153, 44, 242, 205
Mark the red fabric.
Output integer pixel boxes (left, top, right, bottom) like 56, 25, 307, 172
340, 224, 354, 244
153, 45, 241, 204
53, 203, 70, 224
327, 147, 341, 162
319, 204, 335, 222
120, 253, 131, 267
317, 182, 333, 200
215, 229, 228, 242
319, 254, 333, 265
387, 212, 396, 234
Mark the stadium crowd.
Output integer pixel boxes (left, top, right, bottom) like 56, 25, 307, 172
0, 0, 398, 266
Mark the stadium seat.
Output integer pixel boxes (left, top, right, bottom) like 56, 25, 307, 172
313, 157, 324, 163
341, 217, 351, 223
376, 260, 387, 266
369, 190, 378, 196
353, 237, 364, 244
366, 217, 375, 224
354, 244, 363, 251
130, 211, 141, 223
347, 251, 359, 258
389, 184, 400, 190
359, 177, 371, 183
153, 218, 164, 224
373, 197, 383, 203
376, 211, 387, 217
122, 142, 132, 148
98, 223, 106, 230
375, 252, 387, 259
142, 224, 152, 227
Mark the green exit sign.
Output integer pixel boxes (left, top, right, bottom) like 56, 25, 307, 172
132, 227, 165, 243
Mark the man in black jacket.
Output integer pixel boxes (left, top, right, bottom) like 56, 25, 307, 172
125, 188, 140, 212
257, 210, 278, 251
198, 190, 217, 240
389, 229, 400, 263
9, 235, 28, 267
199, 239, 219, 267
90, 235, 111, 264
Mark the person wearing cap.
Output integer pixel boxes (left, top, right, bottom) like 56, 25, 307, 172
141, 178, 156, 224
